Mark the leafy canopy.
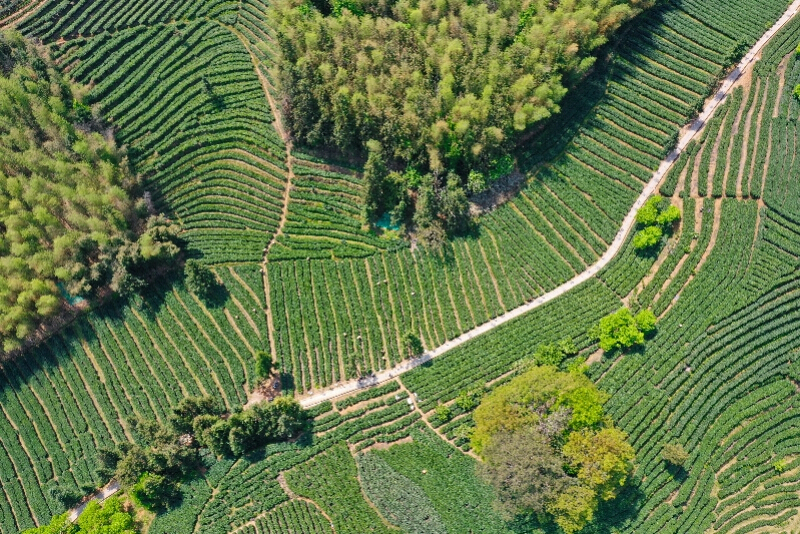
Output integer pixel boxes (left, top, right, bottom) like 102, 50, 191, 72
633, 195, 681, 251
193, 396, 307, 457
633, 225, 662, 250
271, 0, 654, 220
96, 395, 307, 511
471, 365, 608, 454
255, 350, 274, 379
474, 366, 634, 533
590, 307, 656, 352
22, 496, 136, 534
662, 443, 689, 466
479, 426, 573, 517
533, 337, 578, 366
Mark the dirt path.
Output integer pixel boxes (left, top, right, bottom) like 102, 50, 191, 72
228, 25, 296, 371
297, 0, 800, 408
659, 199, 722, 318
67, 481, 120, 522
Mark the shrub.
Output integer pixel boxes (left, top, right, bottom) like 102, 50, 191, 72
433, 404, 452, 424
662, 443, 689, 466
657, 205, 682, 226
635, 309, 657, 335
633, 225, 663, 250
635, 196, 662, 226
534, 337, 578, 366
633, 195, 681, 252
255, 350, 274, 379
403, 331, 424, 357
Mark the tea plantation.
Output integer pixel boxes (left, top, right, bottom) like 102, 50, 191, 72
3, 0, 800, 532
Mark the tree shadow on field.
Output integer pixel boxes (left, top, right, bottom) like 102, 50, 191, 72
500, 477, 646, 534
279, 372, 295, 392
666, 463, 689, 484
430, 240, 457, 268
199, 280, 230, 309
590, 479, 646, 533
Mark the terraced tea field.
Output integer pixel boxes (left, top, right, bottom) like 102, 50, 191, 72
4, 0, 800, 532
22, 0, 789, 395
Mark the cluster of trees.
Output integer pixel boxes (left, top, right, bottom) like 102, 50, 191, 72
0, 31, 182, 352
96, 417, 198, 510
472, 366, 635, 534
180, 395, 306, 457
22, 496, 137, 534
633, 195, 681, 251
590, 307, 656, 352
361, 141, 472, 245
95, 395, 306, 510
271, 0, 654, 235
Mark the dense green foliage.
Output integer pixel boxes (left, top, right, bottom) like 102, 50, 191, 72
272, 0, 654, 221
589, 307, 655, 352
255, 350, 274, 379
95, 395, 305, 510
473, 366, 634, 532
0, 31, 181, 352
471, 365, 608, 453
662, 443, 689, 467
272, 0, 652, 169
633, 195, 680, 251
22, 497, 136, 534
193, 396, 307, 457
97, 418, 199, 510
533, 337, 578, 366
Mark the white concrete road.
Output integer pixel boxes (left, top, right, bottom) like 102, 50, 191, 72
298, 0, 800, 409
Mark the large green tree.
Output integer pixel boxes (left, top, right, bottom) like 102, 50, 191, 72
479, 426, 573, 517
589, 307, 656, 352
22, 496, 137, 534
470, 365, 608, 453
473, 365, 634, 533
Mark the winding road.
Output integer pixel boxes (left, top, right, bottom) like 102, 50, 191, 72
298, 0, 800, 409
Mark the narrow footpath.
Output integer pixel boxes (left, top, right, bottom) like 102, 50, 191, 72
298, 0, 800, 408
